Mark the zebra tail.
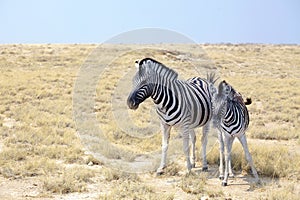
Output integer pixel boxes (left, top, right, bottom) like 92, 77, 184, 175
244, 98, 252, 105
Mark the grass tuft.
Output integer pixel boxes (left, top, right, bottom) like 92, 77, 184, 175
99, 180, 165, 200
180, 173, 206, 195
207, 141, 300, 179
42, 166, 95, 194
259, 183, 300, 200
103, 168, 140, 182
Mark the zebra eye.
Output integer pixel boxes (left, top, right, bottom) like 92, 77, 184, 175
223, 85, 231, 95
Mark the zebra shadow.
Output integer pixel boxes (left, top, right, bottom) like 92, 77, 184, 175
192, 166, 262, 190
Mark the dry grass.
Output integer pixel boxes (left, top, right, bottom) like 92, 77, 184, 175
206, 140, 300, 179
99, 180, 165, 200
180, 172, 224, 198
204, 44, 300, 141
258, 183, 300, 200
0, 44, 94, 194
42, 166, 95, 194
0, 44, 299, 199
103, 168, 140, 182
100, 168, 173, 200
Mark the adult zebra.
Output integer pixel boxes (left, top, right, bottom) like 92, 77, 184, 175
212, 80, 260, 186
127, 58, 216, 174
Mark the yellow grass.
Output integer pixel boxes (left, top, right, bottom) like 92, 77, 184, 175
0, 44, 299, 199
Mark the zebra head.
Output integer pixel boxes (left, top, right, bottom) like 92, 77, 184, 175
218, 80, 233, 98
127, 58, 156, 110
216, 80, 250, 109
212, 80, 231, 105
219, 80, 246, 103
212, 80, 232, 122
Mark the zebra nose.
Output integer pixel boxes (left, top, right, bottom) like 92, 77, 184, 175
127, 95, 139, 110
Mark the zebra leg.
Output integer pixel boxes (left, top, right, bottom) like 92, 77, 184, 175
190, 129, 196, 168
228, 138, 235, 178
222, 134, 234, 186
238, 134, 260, 183
201, 124, 210, 171
182, 128, 192, 173
228, 157, 235, 178
218, 130, 224, 180
157, 123, 171, 175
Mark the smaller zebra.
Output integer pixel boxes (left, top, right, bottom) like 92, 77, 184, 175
212, 80, 260, 186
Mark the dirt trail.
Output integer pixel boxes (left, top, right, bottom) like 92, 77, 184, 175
0, 177, 44, 200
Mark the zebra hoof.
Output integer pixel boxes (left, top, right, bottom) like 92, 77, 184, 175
156, 171, 164, 176
221, 182, 227, 187
255, 178, 262, 185
219, 175, 224, 180
202, 166, 208, 172
191, 163, 196, 168
156, 168, 165, 176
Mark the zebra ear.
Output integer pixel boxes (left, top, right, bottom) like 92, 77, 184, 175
135, 60, 139, 69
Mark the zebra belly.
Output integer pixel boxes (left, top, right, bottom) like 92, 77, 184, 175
155, 103, 211, 128
220, 122, 247, 137
155, 107, 183, 126
153, 77, 212, 128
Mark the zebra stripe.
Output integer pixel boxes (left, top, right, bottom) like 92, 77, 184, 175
214, 81, 249, 137
155, 69, 210, 127
127, 58, 215, 173
212, 80, 259, 186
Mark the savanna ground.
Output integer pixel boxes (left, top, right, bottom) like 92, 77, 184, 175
0, 44, 299, 199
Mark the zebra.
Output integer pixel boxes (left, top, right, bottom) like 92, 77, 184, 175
211, 80, 260, 186
127, 58, 216, 174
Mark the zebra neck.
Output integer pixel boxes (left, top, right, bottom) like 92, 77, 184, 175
213, 97, 227, 119
151, 80, 177, 108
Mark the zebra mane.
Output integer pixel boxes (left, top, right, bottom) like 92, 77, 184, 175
227, 85, 246, 106
138, 58, 178, 80
216, 80, 245, 107
206, 73, 219, 85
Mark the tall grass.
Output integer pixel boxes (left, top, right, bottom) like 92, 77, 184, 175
206, 141, 300, 179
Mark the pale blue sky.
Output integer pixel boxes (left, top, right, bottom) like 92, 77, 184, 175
0, 0, 299, 44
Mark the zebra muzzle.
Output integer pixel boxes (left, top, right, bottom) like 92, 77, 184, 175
127, 96, 139, 110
